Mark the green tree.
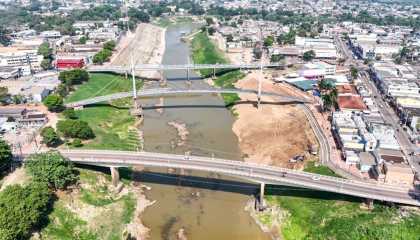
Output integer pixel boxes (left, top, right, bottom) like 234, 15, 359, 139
207, 27, 216, 36
350, 66, 358, 80
103, 40, 116, 51
40, 58, 52, 70
40, 127, 61, 147
63, 108, 77, 119
0, 87, 9, 104
57, 119, 95, 140
37, 42, 52, 59
43, 94, 64, 112
25, 151, 78, 189
205, 17, 214, 25
58, 69, 89, 86
0, 140, 12, 171
0, 182, 51, 240
303, 50, 316, 61
270, 54, 284, 63
263, 36, 275, 47
79, 35, 87, 44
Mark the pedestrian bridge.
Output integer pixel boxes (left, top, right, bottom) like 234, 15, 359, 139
23, 149, 419, 206
65, 88, 310, 108
88, 63, 283, 73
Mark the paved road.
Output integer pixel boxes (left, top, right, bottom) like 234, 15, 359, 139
65, 88, 310, 108
44, 149, 420, 206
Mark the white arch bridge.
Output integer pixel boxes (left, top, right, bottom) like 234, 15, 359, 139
65, 88, 310, 108
23, 149, 420, 207
88, 63, 283, 73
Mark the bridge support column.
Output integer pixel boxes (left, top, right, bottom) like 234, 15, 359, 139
159, 70, 166, 87
259, 182, 266, 211
212, 68, 216, 78
186, 68, 189, 81
125, 70, 128, 79
110, 167, 120, 187
366, 198, 374, 209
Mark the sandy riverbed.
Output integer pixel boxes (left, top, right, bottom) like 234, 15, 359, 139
111, 23, 166, 79
231, 72, 318, 168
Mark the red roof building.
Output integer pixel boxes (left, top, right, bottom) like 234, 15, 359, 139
337, 95, 367, 111
336, 84, 357, 95
56, 58, 85, 70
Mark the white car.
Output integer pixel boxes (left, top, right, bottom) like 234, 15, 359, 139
312, 175, 321, 181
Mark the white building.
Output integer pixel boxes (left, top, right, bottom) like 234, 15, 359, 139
0, 47, 43, 76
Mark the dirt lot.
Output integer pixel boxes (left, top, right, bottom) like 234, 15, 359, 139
232, 72, 318, 169
111, 23, 166, 79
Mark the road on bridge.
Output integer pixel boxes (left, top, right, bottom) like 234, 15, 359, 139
45, 149, 420, 206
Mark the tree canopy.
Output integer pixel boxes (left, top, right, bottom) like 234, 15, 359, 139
58, 69, 89, 86
57, 119, 95, 140
25, 151, 78, 189
43, 94, 64, 112
0, 140, 12, 171
303, 50, 316, 61
0, 183, 51, 240
40, 127, 61, 147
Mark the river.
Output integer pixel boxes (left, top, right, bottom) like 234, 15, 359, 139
139, 24, 270, 240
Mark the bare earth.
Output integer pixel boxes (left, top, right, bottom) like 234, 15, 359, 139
232, 72, 318, 168
111, 23, 166, 79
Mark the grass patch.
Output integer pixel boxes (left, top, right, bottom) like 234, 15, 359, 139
191, 32, 245, 107
263, 161, 420, 239
41, 202, 97, 240
74, 106, 139, 151
304, 161, 340, 177
66, 73, 142, 104
121, 193, 136, 224
63, 73, 141, 151
267, 193, 420, 240
191, 31, 228, 76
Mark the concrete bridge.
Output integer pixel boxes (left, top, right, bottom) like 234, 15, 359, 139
65, 88, 310, 108
23, 149, 420, 207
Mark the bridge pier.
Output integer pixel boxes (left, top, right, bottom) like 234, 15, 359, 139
186, 68, 189, 81
259, 182, 266, 211
159, 70, 166, 87
212, 68, 216, 78
366, 198, 374, 209
110, 166, 120, 187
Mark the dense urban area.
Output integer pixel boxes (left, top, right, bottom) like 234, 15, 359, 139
0, 0, 419, 239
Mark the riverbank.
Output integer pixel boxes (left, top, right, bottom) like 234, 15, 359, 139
111, 23, 166, 79
191, 31, 244, 107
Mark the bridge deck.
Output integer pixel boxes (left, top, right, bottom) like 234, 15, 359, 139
65, 88, 310, 108
44, 149, 418, 206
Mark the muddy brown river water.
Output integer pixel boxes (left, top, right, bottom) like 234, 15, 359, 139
139, 24, 270, 240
